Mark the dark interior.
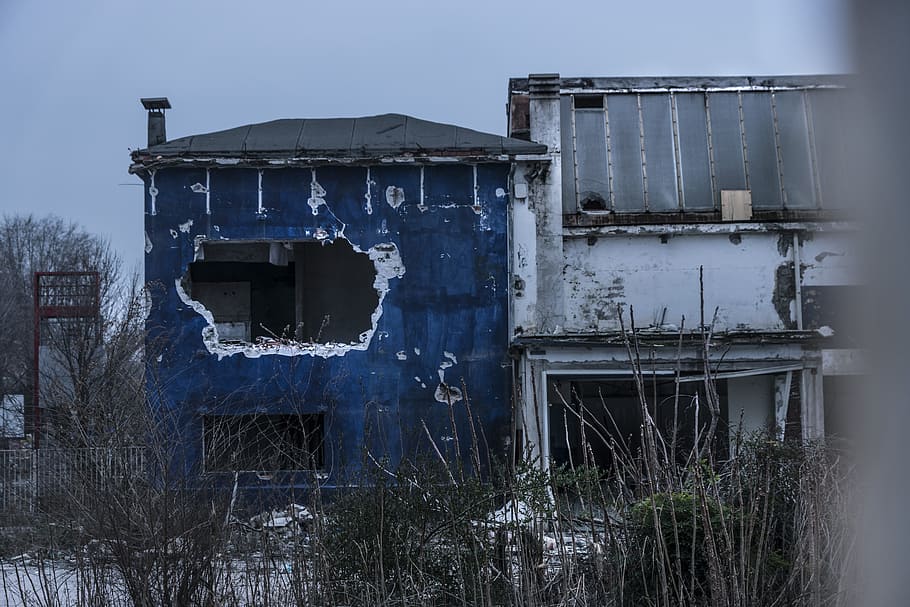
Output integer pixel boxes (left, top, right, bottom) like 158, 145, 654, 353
187, 239, 378, 344
203, 413, 324, 471
548, 376, 729, 470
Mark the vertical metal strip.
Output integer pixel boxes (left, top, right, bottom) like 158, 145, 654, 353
473, 164, 479, 207
705, 94, 718, 210
670, 92, 685, 210
205, 169, 211, 215
364, 167, 373, 214
257, 170, 263, 213
771, 92, 788, 208
793, 232, 803, 330
738, 92, 751, 191
420, 166, 425, 207
803, 91, 823, 209
570, 95, 580, 210
32, 273, 40, 449
637, 93, 649, 210
604, 95, 616, 211
149, 169, 157, 216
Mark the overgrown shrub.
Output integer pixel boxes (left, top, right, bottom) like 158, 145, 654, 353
317, 458, 506, 606
626, 490, 728, 604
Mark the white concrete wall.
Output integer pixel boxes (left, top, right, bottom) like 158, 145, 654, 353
564, 230, 786, 332
559, 228, 856, 335
510, 211, 857, 336
801, 231, 859, 287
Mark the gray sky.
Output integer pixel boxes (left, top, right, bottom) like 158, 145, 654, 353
0, 0, 848, 273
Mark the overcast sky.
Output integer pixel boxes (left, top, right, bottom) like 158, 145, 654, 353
0, 0, 849, 273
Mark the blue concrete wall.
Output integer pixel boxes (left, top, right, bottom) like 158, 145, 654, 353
144, 163, 512, 490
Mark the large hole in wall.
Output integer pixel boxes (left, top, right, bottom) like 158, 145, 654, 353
186, 239, 379, 345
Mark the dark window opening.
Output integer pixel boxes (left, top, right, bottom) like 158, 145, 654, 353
294, 241, 379, 344
203, 413, 324, 472
574, 94, 605, 109
186, 239, 378, 345
823, 375, 859, 450
548, 376, 728, 471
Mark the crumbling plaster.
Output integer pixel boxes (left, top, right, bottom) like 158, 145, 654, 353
144, 163, 514, 485
508, 76, 856, 459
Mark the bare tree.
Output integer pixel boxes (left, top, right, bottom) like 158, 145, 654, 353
0, 213, 143, 446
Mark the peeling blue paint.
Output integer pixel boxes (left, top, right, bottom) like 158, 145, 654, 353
145, 163, 512, 492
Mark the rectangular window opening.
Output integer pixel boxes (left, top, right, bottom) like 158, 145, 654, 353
186, 239, 378, 345
573, 94, 604, 109
203, 413, 325, 472
547, 376, 729, 471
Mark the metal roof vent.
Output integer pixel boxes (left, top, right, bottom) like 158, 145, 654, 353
141, 97, 171, 147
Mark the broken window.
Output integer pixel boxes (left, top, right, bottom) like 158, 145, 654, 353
186, 239, 378, 344
547, 376, 728, 470
203, 413, 324, 472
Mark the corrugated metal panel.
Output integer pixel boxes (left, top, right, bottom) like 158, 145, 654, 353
606, 94, 645, 211
675, 93, 713, 210
564, 81, 845, 214
707, 93, 747, 196
574, 107, 609, 209
641, 94, 679, 211
741, 93, 782, 209
808, 90, 849, 209
775, 91, 817, 209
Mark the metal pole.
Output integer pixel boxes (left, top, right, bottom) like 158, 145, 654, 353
32, 273, 40, 450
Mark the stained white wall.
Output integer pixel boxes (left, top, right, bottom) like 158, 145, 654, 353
564, 231, 786, 332
510, 214, 857, 336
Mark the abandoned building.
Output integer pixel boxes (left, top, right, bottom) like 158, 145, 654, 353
132, 73, 858, 485
131, 100, 545, 487
506, 74, 859, 468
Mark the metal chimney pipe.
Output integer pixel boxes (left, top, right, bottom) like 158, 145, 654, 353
140, 97, 172, 147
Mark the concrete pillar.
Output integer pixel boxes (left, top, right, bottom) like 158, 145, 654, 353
510, 162, 539, 335
527, 74, 566, 333
801, 366, 825, 440
518, 355, 547, 467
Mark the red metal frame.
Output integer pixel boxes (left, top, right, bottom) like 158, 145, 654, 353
33, 271, 100, 448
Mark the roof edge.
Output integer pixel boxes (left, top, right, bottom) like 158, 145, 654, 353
131, 113, 547, 161
510, 74, 851, 94
128, 152, 550, 175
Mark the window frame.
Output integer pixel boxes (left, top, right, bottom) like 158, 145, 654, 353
202, 413, 326, 473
